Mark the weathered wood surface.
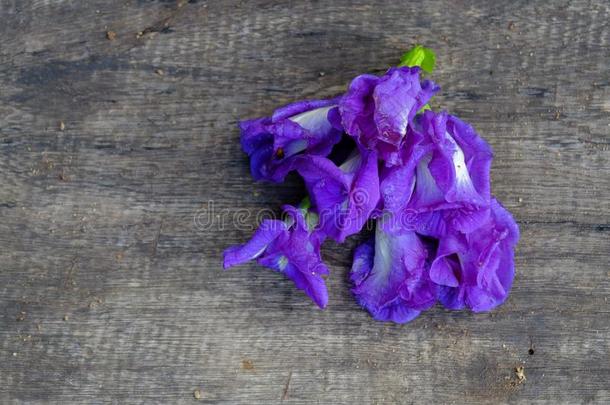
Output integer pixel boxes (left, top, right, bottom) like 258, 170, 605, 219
0, 0, 608, 404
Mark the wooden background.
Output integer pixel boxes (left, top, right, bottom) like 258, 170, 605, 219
0, 0, 608, 404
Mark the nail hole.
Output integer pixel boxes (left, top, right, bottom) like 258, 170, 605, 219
528, 348, 535, 355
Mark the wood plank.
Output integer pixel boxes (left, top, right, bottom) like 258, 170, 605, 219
0, 0, 608, 403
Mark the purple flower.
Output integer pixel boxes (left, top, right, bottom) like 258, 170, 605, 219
295, 147, 380, 243
339, 66, 439, 166
350, 224, 437, 323
223, 205, 329, 308
227, 46, 521, 320
430, 198, 519, 312
240, 98, 343, 183
380, 111, 493, 238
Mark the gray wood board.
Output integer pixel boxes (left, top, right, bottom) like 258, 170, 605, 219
0, 0, 608, 404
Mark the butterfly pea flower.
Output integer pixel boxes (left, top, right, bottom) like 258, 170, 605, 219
295, 148, 380, 243
226, 46, 520, 320
239, 98, 343, 183
339, 66, 439, 166
380, 110, 493, 237
430, 198, 519, 312
350, 224, 437, 323
223, 204, 329, 308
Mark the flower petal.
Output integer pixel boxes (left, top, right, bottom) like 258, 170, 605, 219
224, 205, 330, 309
240, 98, 343, 183
447, 115, 493, 202
351, 237, 421, 323
422, 111, 487, 206
351, 225, 436, 323
435, 198, 519, 312
408, 154, 447, 211
340, 68, 439, 167
343, 149, 380, 240
223, 220, 288, 269
373, 67, 435, 147
282, 262, 329, 309
272, 98, 340, 122
429, 234, 465, 287
240, 117, 273, 155
340, 74, 380, 147
382, 111, 494, 238
296, 149, 379, 242
379, 127, 429, 213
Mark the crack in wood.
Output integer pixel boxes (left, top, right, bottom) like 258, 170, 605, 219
282, 371, 292, 401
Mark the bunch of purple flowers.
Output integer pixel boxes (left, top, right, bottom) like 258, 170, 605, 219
223, 47, 519, 323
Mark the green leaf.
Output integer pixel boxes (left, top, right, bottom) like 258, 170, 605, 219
299, 196, 311, 210
399, 45, 436, 73
417, 103, 432, 114
305, 211, 319, 231
297, 196, 319, 231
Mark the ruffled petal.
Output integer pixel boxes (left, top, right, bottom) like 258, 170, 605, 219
239, 98, 343, 183
350, 225, 436, 323
373, 67, 435, 147
224, 205, 330, 308
446, 206, 491, 234
351, 236, 421, 323
379, 127, 429, 213
296, 149, 380, 242
421, 110, 488, 207
378, 111, 494, 238
339, 68, 438, 166
343, 149, 380, 240
339, 74, 380, 148
239, 117, 273, 155
435, 198, 519, 312
446, 115, 493, 202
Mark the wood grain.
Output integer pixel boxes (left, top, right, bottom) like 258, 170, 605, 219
0, 0, 608, 404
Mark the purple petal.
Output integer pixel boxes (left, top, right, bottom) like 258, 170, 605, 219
350, 226, 436, 323
224, 205, 330, 309
429, 234, 465, 287
223, 220, 288, 269
421, 111, 488, 207
447, 115, 494, 201
445, 206, 490, 234
296, 149, 380, 242
350, 238, 375, 286
380, 111, 494, 238
373, 67, 435, 147
339, 67, 439, 166
435, 198, 519, 312
339, 74, 380, 148
351, 237, 421, 323
239, 117, 273, 155
343, 149, 380, 241
408, 154, 447, 211
272, 97, 340, 122
295, 155, 350, 226
379, 127, 429, 213
282, 262, 329, 309
239, 98, 343, 183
